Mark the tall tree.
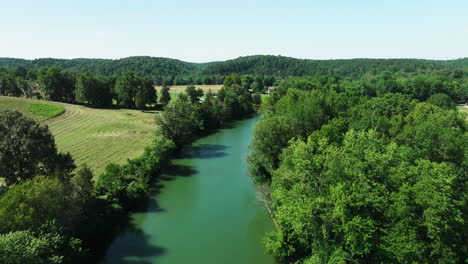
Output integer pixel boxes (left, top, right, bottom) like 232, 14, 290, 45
155, 94, 203, 148
38, 67, 75, 102
185, 85, 204, 104
0, 111, 74, 187
159, 85, 171, 106
114, 71, 141, 108
140, 77, 156, 106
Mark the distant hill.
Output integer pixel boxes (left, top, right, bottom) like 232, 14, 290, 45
1, 55, 466, 83
201, 55, 468, 78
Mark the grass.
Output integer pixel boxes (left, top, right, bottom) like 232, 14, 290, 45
155, 84, 223, 94
0, 96, 54, 122
27, 102, 65, 118
0, 96, 158, 177
156, 92, 181, 99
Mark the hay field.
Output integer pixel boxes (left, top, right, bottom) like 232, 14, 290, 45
0, 96, 157, 176
155, 84, 223, 94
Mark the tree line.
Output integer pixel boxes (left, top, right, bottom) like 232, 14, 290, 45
0, 66, 278, 107
2, 65, 466, 110
0, 78, 261, 262
248, 74, 467, 263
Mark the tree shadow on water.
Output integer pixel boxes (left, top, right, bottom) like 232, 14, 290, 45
179, 144, 229, 159
102, 217, 166, 264
97, 149, 205, 263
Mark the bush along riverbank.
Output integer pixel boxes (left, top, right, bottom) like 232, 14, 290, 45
0, 80, 261, 263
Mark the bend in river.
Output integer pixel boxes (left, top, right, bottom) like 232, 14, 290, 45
104, 116, 275, 264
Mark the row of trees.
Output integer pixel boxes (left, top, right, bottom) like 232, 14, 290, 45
249, 82, 467, 262
0, 66, 277, 108
277, 70, 467, 103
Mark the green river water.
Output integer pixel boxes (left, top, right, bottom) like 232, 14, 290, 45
104, 116, 275, 264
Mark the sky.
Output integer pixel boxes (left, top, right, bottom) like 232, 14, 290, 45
0, 0, 467, 62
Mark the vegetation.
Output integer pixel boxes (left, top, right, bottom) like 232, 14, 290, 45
155, 84, 223, 94
0, 55, 467, 263
1, 56, 467, 87
0, 111, 88, 262
0, 96, 157, 176
156, 80, 261, 148
27, 102, 65, 118
159, 85, 171, 106
249, 74, 467, 263
0, 73, 260, 262
0, 111, 74, 187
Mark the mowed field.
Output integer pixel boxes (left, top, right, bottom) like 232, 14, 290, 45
0, 96, 157, 176
155, 84, 223, 94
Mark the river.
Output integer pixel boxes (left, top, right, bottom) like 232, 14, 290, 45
104, 116, 275, 264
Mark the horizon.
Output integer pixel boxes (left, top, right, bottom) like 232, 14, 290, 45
1, 54, 467, 64
1, 0, 467, 62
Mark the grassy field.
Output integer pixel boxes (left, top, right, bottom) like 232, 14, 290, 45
155, 84, 223, 94
28, 102, 65, 118
0, 96, 63, 122
0, 96, 157, 176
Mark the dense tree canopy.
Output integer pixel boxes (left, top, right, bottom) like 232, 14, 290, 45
1, 55, 466, 86
75, 73, 113, 107
249, 86, 467, 263
37, 67, 76, 102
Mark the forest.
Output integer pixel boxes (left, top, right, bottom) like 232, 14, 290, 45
1, 55, 467, 85
248, 73, 467, 263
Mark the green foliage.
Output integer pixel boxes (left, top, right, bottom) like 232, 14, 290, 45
0, 72, 22, 96
0, 111, 74, 186
159, 85, 171, 106
250, 88, 467, 263
0, 176, 67, 233
155, 94, 204, 148
0, 222, 86, 264
94, 135, 175, 210
249, 88, 334, 183
426, 93, 456, 110
38, 67, 76, 102
140, 77, 156, 105
200, 90, 224, 130
1, 56, 467, 86
223, 73, 241, 87
27, 102, 65, 117
346, 93, 417, 137
134, 89, 146, 110
75, 72, 113, 107
114, 71, 140, 108
266, 129, 466, 263
395, 103, 466, 164
185, 85, 204, 104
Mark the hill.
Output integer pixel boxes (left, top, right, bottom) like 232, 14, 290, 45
1, 55, 466, 84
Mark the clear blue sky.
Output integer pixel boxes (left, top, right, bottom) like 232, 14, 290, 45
1, 0, 467, 62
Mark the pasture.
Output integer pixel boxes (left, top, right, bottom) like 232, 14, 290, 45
155, 84, 223, 94
0, 96, 157, 177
